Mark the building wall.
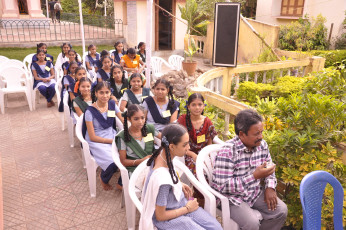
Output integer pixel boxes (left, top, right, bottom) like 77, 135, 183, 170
0, 0, 44, 19
256, 0, 346, 43
113, 0, 187, 50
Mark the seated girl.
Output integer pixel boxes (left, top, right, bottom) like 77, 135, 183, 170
72, 77, 92, 117
116, 104, 161, 174
85, 44, 100, 80
137, 42, 146, 63
111, 41, 126, 65
96, 56, 113, 82
140, 124, 222, 230
177, 93, 217, 176
58, 61, 79, 112
96, 50, 113, 70
83, 81, 124, 190
62, 49, 82, 76
119, 73, 152, 112
31, 49, 56, 108
32, 43, 54, 63
142, 79, 179, 132
120, 48, 145, 74
109, 65, 128, 102
70, 66, 87, 103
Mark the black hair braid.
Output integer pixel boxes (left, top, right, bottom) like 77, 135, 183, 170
147, 147, 162, 166
141, 119, 148, 137
91, 86, 97, 103
165, 145, 179, 184
123, 112, 131, 142
186, 107, 193, 132
167, 86, 175, 111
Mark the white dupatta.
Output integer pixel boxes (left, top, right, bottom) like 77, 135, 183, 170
139, 167, 182, 230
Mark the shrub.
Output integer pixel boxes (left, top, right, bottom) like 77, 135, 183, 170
236, 81, 274, 104
310, 50, 346, 67
279, 14, 328, 51
236, 76, 306, 104
304, 62, 346, 102
256, 94, 346, 229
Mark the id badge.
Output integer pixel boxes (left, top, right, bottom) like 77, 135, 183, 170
45, 66, 51, 71
133, 60, 138, 65
162, 110, 171, 118
143, 133, 154, 142
141, 96, 148, 101
121, 88, 127, 94
197, 134, 206, 143
107, 110, 116, 117
46, 57, 51, 61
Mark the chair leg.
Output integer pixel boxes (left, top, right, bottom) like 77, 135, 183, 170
32, 90, 36, 110
25, 90, 33, 111
81, 149, 86, 169
0, 91, 4, 114
87, 162, 97, 197
121, 190, 125, 208
60, 113, 65, 131
67, 117, 74, 147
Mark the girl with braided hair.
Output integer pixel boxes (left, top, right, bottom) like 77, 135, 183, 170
62, 49, 82, 76
140, 124, 222, 230
96, 56, 113, 82
32, 43, 54, 63
142, 79, 179, 132
72, 77, 92, 117
177, 93, 217, 176
116, 104, 160, 174
83, 81, 124, 190
109, 65, 128, 101
119, 73, 152, 112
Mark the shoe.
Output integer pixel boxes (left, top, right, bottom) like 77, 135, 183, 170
115, 184, 123, 191
51, 101, 55, 106
47, 102, 53, 107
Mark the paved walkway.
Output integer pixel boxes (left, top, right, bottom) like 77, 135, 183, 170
0, 94, 127, 230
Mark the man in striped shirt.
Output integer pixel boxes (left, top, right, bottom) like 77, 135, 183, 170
212, 109, 287, 230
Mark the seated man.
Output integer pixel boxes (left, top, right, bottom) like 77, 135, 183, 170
211, 109, 287, 230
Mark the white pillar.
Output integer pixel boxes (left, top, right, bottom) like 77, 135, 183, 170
145, 0, 153, 88
46, 0, 49, 18
104, 0, 107, 16
78, 0, 86, 55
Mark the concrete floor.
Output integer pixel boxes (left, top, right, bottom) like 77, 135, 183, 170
0, 94, 127, 230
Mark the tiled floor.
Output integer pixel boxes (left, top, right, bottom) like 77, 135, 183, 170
0, 94, 127, 230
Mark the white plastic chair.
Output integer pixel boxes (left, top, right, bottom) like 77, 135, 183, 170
0, 56, 9, 64
111, 139, 136, 230
63, 92, 74, 147
23, 53, 35, 73
0, 66, 33, 114
150, 57, 174, 81
128, 158, 217, 228
168, 55, 184, 71
196, 144, 263, 230
75, 114, 123, 197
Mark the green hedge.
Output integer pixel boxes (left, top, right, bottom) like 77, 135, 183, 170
310, 50, 346, 67
237, 76, 306, 104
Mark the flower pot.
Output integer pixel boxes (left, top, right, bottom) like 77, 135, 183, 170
182, 61, 197, 76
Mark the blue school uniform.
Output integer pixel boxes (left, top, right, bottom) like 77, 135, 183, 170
58, 75, 77, 112
32, 53, 54, 63
31, 61, 56, 102
111, 50, 126, 64
62, 61, 82, 73
82, 100, 121, 184
96, 69, 111, 81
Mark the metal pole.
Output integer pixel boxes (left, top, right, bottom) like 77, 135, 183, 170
104, 0, 107, 16
145, 0, 153, 88
46, 0, 49, 18
78, 0, 86, 56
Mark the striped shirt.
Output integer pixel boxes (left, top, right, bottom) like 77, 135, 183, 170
211, 136, 277, 207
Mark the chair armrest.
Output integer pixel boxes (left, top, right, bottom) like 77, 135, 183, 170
162, 60, 174, 70
213, 136, 225, 144
173, 159, 217, 217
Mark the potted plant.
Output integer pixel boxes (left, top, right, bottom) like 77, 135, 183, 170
182, 37, 199, 76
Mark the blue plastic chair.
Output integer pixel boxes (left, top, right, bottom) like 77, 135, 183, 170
300, 170, 344, 230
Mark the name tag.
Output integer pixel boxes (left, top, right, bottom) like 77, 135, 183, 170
141, 96, 148, 101
46, 57, 51, 61
143, 133, 154, 142
121, 88, 127, 94
45, 66, 51, 71
133, 60, 138, 65
162, 110, 171, 118
197, 134, 206, 143
107, 110, 116, 117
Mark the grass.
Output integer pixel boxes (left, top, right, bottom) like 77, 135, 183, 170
0, 45, 114, 64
